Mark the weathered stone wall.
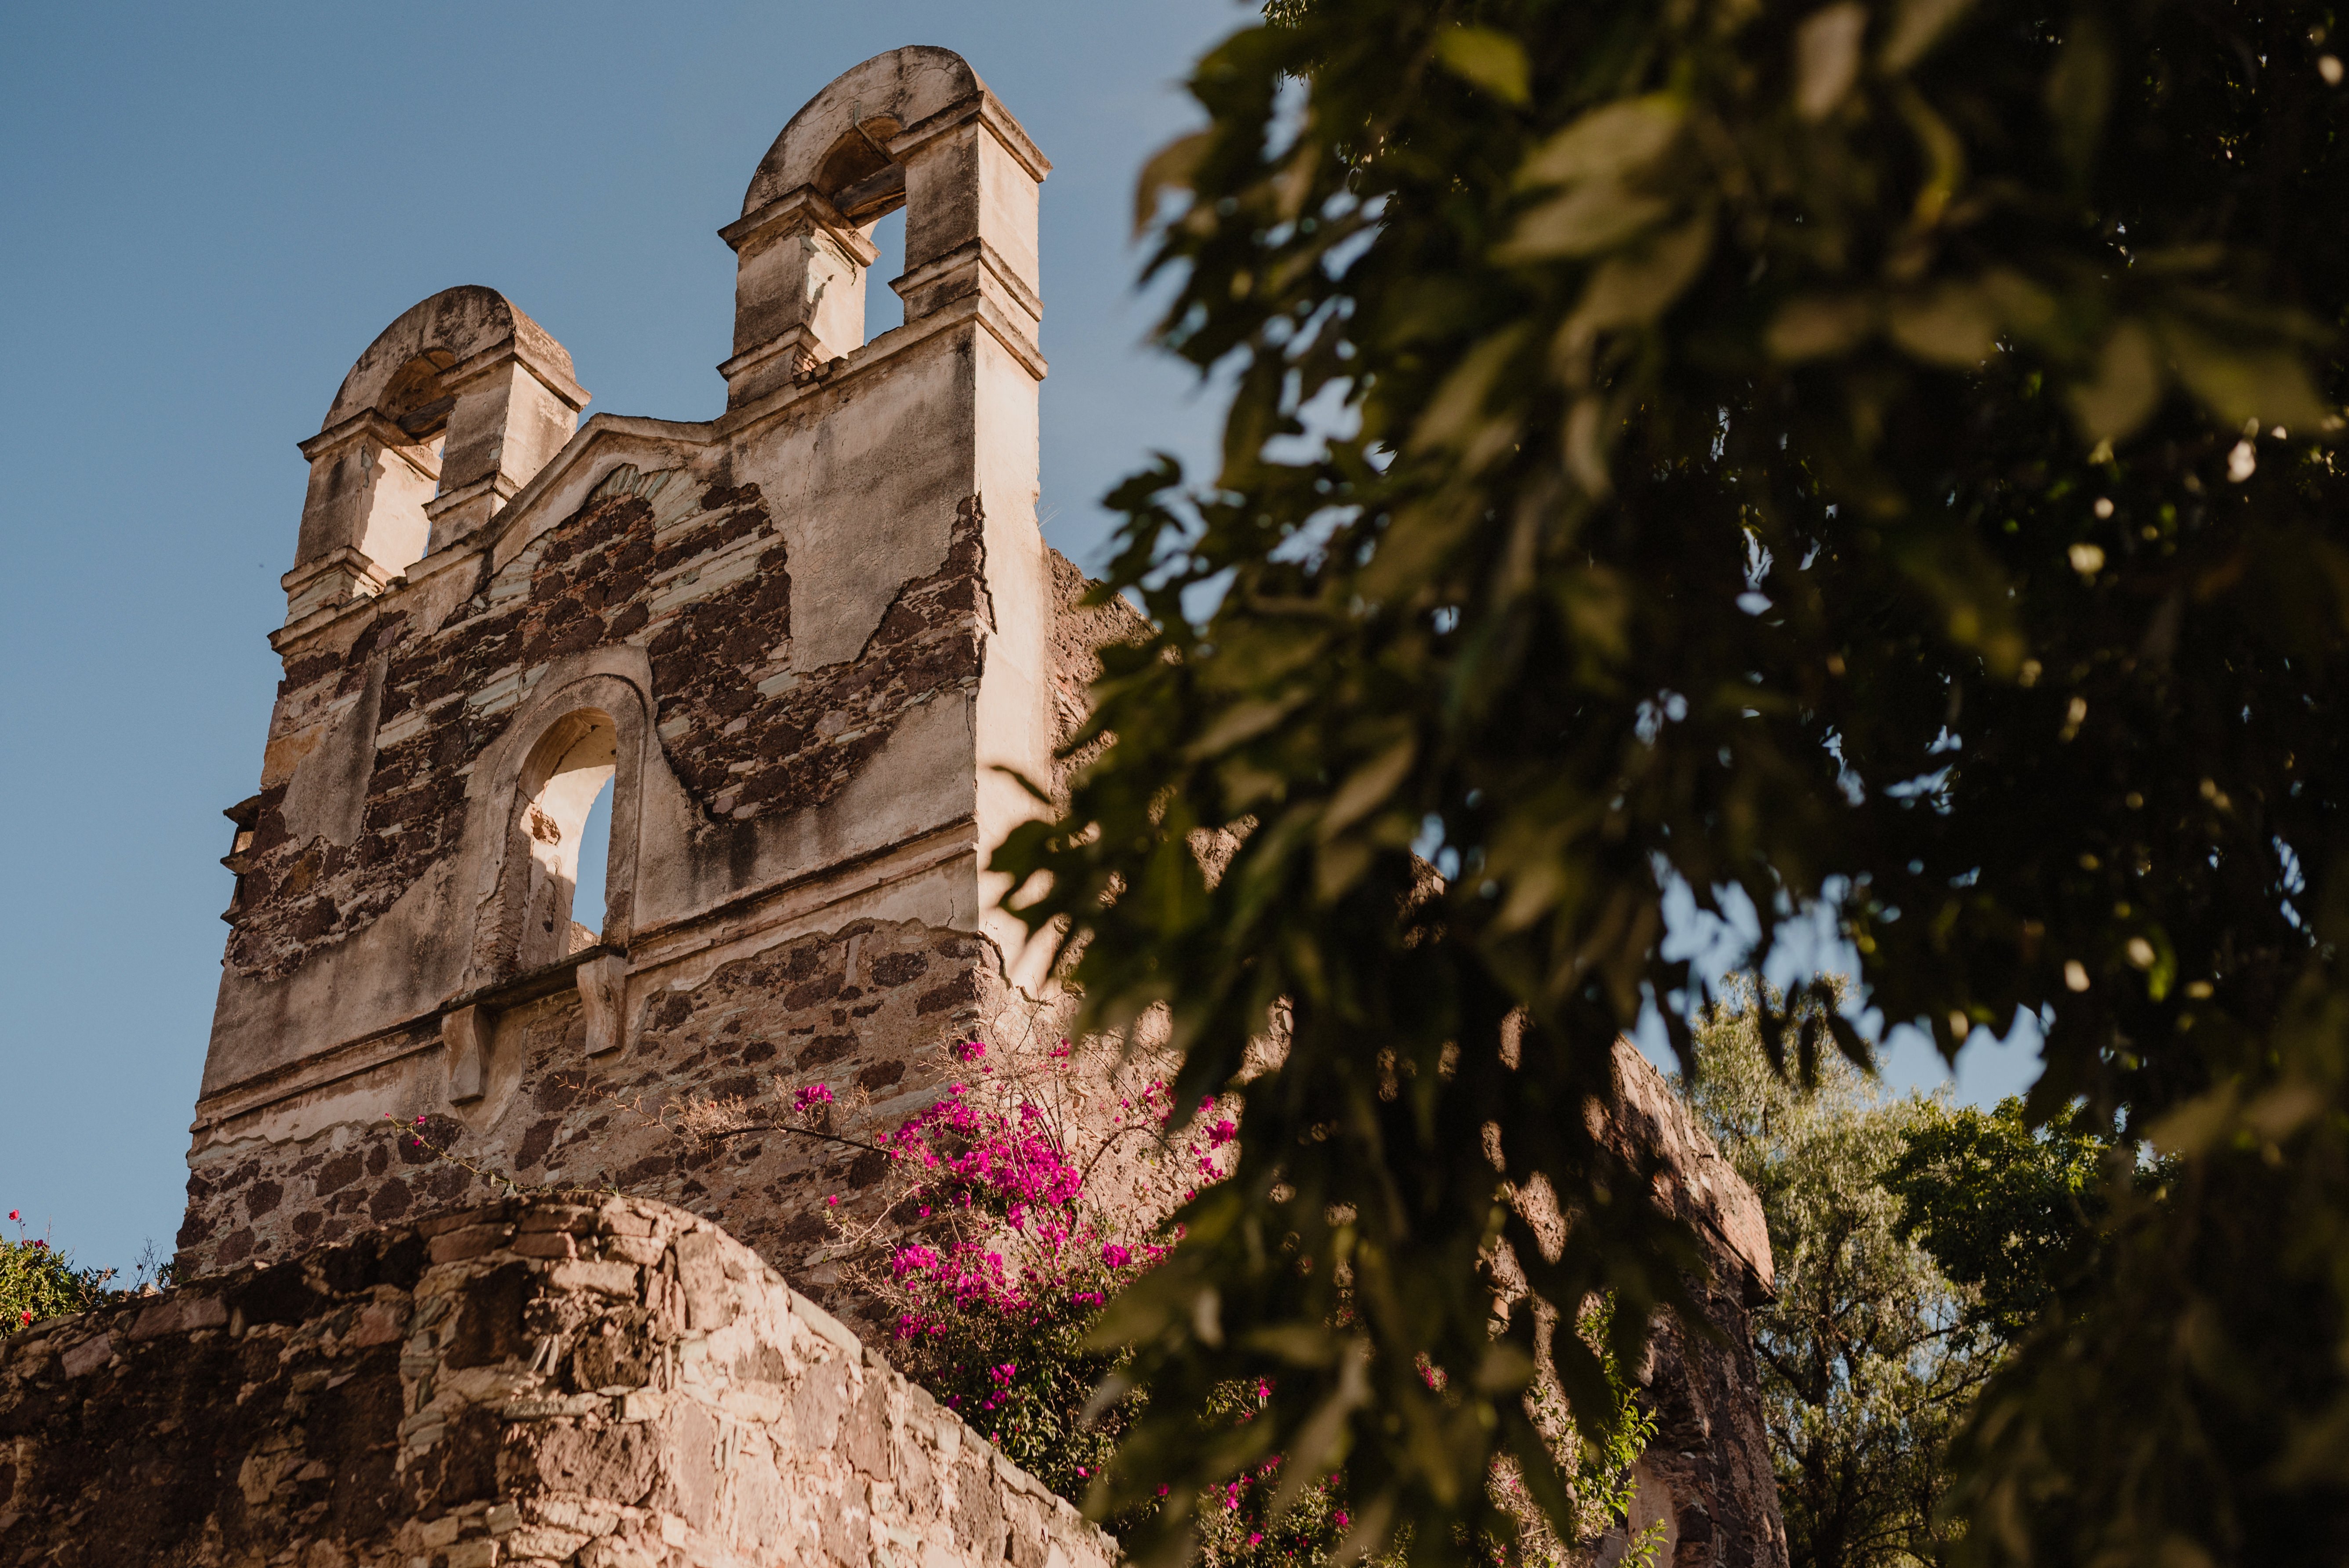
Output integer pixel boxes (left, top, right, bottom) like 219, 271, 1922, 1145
180, 916, 1061, 1343
1, 1196, 1114, 1568
1600, 1044, 1788, 1568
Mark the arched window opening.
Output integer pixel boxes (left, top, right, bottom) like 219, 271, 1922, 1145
508, 711, 619, 973
863, 206, 906, 342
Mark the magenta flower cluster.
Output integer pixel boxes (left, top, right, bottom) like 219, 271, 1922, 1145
887, 1088, 1085, 1238
882, 1082, 1107, 1338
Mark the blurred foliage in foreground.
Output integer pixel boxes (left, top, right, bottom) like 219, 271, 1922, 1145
997, 0, 2349, 1560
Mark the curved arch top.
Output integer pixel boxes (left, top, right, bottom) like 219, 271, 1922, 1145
741, 45, 985, 215
321, 286, 578, 433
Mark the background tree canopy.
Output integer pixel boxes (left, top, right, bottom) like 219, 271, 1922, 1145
1684, 989, 1991, 1568
1683, 987, 2133, 1568
997, 0, 2349, 1561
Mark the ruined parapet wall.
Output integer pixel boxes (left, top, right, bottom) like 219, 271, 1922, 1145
1601, 1042, 1788, 1568
0, 1196, 1114, 1568
182, 47, 1098, 1297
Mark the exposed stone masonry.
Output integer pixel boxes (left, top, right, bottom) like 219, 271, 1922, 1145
1601, 1046, 1787, 1568
181, 917, 1010, 1344
229, 462, 996, 981
650, 493, 988, 833
1, 1196, 1114, 1568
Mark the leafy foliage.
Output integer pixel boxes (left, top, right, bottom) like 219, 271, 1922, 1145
2, 1216, 118, 1333
859, 1041, 1208, 1503
1882, 1098, 2114, 1348
854, 1038, 1656, 1568
1685, 990, 1992, 1568
887, 1237, 1138, 1504
994, 0, 2349, 1560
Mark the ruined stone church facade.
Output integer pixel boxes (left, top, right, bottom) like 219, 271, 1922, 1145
12, 45, 1794, 1568
177, 48, 1126, 1319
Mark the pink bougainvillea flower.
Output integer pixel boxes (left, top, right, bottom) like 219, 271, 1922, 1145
18, 1310, 29, 1325
825, 1194, 839, 1207
1101, 1243, 1131, 1268
792, 1083, 835, 1112
1248, 1534, 1264, 1546
1334, 1511, 1351, 1529
952, 1038, 986, 1063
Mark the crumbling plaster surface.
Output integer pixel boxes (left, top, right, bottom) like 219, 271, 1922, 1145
210, 340, 1062, 1094
1, 1196, 1115, 1568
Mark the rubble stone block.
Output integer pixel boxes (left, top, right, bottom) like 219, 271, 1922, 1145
0, 1198, 1118, 1568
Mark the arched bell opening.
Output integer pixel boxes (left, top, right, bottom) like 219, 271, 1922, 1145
719, 46, 1053, 408
379, 348, 459, 445
813, 118, 909, 344
285, 287, 587, 625
813, 116, 905, 218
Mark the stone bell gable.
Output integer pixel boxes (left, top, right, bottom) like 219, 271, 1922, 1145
180, 47, 1115, 1305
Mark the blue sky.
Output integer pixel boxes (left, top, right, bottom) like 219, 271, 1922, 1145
0, 1, 2035, 1279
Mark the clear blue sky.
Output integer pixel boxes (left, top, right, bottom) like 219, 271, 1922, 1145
0, 1, 2037, 1280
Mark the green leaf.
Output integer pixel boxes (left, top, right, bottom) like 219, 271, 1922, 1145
1321, 735, 1418, 839
1562, 212, 1717, 347
1878, 0, 1971, 72
2045, 14, 2112, 178
1516, 95, 1686, 189
1408, 323, 1532, 452
1796, 3, 1871, 120
1888, 281, 2001, 366
1433, 25, 1530, 105
1497, 185, 1674, 263
1186, 693, 1312, 759
2161, 319, 2332, 433
2067, 319, 2163, 442
1767, 294, 1878, 360
1133, 130, 1211, 237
